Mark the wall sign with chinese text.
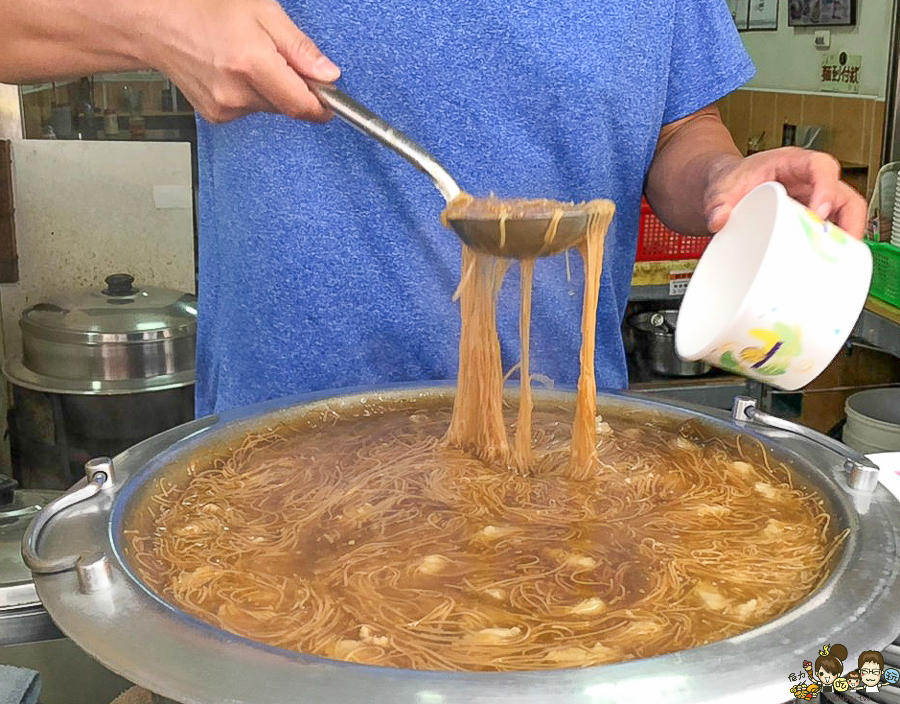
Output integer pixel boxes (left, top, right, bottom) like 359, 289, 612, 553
820, 52, 861, 94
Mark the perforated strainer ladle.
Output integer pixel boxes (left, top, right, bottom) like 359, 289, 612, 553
309, 82, 588, 259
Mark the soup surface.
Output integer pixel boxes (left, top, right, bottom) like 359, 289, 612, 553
126, 402, 840, 671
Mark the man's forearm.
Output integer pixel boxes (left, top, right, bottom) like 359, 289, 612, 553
0, 0, 144, 84
0, 0, 340, 123
644, 106, 742, 237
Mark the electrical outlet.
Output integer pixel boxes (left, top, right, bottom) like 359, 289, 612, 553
814, 30, 831, 49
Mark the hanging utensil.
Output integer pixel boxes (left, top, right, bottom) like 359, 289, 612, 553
309, 82, 588, 259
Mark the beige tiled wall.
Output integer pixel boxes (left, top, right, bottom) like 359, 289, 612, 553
717, 89, 887, 198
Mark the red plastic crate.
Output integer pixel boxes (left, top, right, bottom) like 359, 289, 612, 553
636, 199, 710, 262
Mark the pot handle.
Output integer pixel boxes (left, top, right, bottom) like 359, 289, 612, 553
22, 457, 115, 575
732, 396, 880, 503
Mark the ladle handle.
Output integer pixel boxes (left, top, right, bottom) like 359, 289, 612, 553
308, 81, 462, 203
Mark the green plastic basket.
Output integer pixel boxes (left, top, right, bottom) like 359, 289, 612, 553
866, 240, 900, 307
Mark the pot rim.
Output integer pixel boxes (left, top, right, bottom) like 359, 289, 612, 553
20, 318, 196, 345
29, 384, 900, 704
2, 356, 195, 395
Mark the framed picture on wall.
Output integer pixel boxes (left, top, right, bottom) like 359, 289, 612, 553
788, 0, 857, 26
747, 0, 779, 30
728, 0, 750, 30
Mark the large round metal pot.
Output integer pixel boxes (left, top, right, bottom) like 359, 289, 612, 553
3, 273, 196, 489
6, 273, 196, 390
22, 385, 900, 704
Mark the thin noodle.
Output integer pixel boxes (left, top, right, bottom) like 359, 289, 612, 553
570, 206, 613, 478
512, 260, 535, 471
443, 194, 614, 478
128, 405, 840, 672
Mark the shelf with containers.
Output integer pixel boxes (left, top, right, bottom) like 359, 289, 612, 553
19, 72, 195, 142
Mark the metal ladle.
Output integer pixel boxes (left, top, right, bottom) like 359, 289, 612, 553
309, 82, 588, 259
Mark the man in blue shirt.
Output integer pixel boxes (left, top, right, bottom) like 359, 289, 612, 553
3, 0, 867, 415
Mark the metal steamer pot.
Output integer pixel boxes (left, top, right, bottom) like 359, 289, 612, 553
22, 386, 900, 704
2, 273, 197, 489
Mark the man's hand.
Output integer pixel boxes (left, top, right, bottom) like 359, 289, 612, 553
137, 0, 340, 123
646, 105, 867, 240
703, 147, 867, 238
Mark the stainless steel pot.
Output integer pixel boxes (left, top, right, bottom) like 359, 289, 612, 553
0, 475, 133, 704
6, 273, 196, 393
627, 310, 711, 377
2, 274, 196, 489
0, 477, 61, 645
21, 385, 900, 704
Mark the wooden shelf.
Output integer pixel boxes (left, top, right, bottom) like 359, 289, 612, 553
631, 259, 698, 286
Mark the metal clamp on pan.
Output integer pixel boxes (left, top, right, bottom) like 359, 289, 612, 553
732, 395, 880, 512
21, 457, 116, 591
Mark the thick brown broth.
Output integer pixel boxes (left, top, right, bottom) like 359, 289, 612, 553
127, 404, 839, 671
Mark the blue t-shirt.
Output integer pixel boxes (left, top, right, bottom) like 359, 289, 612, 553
195, 0, 754, 415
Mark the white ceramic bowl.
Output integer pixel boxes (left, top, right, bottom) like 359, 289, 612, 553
675, 182, 872, 390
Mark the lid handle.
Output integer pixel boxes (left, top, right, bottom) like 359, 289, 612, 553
103, 273, 137, 297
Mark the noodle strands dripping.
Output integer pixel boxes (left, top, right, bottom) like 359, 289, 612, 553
444, 195, 615, 477
570, 204, 614, 478
512, 260, 534, 472
444, 248, 510, 464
